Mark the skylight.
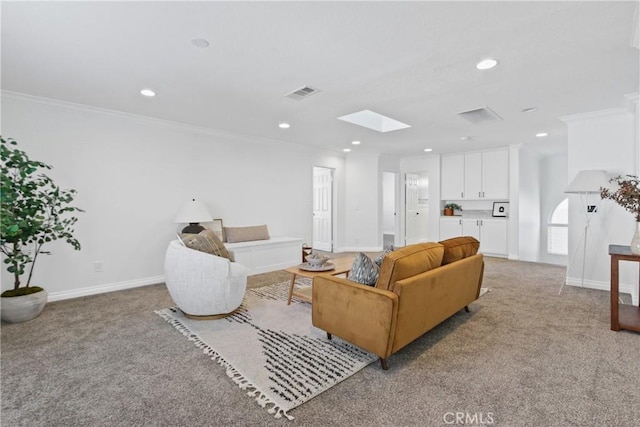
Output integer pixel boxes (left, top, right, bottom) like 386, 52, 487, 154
337, 110, 411, 133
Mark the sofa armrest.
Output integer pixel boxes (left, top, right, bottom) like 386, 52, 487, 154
312, 275, 399, 359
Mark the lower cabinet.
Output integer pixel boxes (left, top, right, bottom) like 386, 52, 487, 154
440, 217, 463, 240
440, 217, 508, 257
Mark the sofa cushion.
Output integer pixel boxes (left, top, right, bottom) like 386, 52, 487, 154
224, 224, 270, 243
376, 243, 444, 292
349, 253, 380, 286
439, 236, 480, 265
180, 229, 232, 260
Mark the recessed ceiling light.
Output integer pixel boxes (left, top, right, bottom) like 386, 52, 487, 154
278, 123, 290, 129
476, 58, 498, 70
140, 89, 156, 97
343, 148, 351, 153
424, 148, 433, 152
191, 38, 210, 48
351, 140, 361, 145
536, 132, 549, 137
522, 107, 538, 113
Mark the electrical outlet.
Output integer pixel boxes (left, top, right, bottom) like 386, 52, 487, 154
94, 261, 103, 272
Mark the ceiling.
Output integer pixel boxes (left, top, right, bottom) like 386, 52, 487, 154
2, 1, 639, 158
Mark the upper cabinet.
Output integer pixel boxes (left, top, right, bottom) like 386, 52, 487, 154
441, 155, 465, 199
441, 149, 509, 200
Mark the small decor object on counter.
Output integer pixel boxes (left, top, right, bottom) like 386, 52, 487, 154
492, 202, 509, 217
600, 175, 640, 254
443, 203, 463, 216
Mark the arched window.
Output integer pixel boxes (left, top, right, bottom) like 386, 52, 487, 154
547, 198, 568, 255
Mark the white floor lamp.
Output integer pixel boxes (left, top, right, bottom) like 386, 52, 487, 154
559, 170, 609, 295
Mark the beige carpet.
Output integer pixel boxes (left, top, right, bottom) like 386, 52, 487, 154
2, 257, 639, 426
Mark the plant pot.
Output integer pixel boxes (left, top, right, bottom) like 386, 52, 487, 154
1, 289, 48, 323
443, 208, 454, 216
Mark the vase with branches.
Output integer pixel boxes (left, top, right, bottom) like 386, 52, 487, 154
600, 174, 640, 254
1, 136, 83, 311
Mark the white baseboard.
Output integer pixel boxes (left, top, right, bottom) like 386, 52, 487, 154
565, 277, 638, 305
47, 275, 165, 302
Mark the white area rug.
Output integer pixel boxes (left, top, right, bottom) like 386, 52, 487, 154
155, 281, 377, 420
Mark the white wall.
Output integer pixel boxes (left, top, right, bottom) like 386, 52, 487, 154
564, 106, 638, 303
539, 152, 568, 265
1, 93, 346, 300
382, 172, 395, 235
341, 154, 381, 251
518, 146, 541, 262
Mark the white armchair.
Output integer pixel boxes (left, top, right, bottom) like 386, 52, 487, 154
164, 240, 248, 318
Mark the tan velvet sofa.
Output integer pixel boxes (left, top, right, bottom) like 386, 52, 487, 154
311, 237, 484, 370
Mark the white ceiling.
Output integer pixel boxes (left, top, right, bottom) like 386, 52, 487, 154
2, 1, 639, 158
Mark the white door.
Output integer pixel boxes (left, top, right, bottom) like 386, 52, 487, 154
312, 167, 333, 252
405, 173, 420, 245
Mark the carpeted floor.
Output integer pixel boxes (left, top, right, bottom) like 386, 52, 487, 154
2, 257, 639, 426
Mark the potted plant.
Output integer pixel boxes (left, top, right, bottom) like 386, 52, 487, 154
0, 136, 83, 323
443, 203, 463, 216
600, 175, 640, 254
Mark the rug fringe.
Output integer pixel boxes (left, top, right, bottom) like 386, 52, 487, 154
154, 309, 294, 421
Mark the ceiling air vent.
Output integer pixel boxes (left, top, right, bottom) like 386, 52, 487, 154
285, 85, 320, 101
457, 106, 503, 125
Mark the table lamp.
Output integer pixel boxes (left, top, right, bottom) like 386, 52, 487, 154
175, 198, 212, 234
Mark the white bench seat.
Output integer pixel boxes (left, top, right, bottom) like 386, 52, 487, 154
224, 237, 303, 275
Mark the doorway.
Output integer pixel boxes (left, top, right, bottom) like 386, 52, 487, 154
312, 167, 333, 252
382, 172, 399, 248
405, 171, 429, 245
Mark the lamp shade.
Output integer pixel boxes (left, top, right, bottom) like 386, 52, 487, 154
174, 199, 212, 224
565, 170, 609, 194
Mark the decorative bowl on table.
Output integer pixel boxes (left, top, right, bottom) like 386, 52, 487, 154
306, 253, 329, 267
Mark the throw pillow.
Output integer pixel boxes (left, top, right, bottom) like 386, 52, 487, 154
373, 245, 394, 267
439, 236, 480, 265
180, 229, 232, 260
349, 253, 380, 287
224, 224, 270, 243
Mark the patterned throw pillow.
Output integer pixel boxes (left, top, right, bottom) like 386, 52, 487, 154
180, 229, 232, 260
373, 245, 394, 267
349, 253, 380, 287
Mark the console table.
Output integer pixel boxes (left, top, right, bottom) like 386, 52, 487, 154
609, 245, 640, 332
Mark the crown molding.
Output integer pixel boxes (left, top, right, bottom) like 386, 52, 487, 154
1, 90, 345, 157
559, 107, 630, 123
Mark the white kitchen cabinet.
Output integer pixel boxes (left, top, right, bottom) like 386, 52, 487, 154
464, 152, 483, 200
441, 149, 509, 200
439, 217, 463, 240
480, 219, 508, 255
461, 218, 508, 256
462, 218, 481, 241
481, 149, 509, 199
441, 155, 465, 199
